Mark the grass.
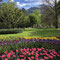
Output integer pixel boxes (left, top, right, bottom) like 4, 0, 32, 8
0, 28, 60, 40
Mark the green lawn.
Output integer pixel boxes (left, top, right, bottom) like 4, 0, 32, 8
0, 28, 60, 40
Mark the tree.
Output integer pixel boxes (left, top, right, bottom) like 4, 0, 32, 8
0, 3, 17, 28
22, 8, 26, 13
0, 3, 28, 28
29, 13, 37, 27
57, 1, 60, 15
33, 9, 41, 27
0, 2, 31, 28
41, 7, 55, 28
43, 0, 59, 28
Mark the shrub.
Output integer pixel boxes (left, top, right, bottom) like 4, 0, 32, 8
0, 28, 24, 34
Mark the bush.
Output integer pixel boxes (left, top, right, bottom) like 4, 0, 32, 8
0, 28, 24, 34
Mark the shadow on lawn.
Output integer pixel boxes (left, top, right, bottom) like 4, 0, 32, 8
29, 29, 60, 37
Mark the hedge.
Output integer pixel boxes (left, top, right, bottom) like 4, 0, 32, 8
0, 28, 24, 34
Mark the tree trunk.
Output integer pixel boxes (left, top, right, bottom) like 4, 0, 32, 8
55, 0, 58, 28
55, 15, 58, 28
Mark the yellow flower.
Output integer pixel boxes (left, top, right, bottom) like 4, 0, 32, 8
24, 37, 59, 40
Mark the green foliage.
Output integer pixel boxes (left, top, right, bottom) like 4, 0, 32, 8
28, 9, 41, 28
0, 3, 29, 28
0, 3, 18, 28
29, 13, 37, 27
41, 6, 56, 28
33, 9, 41, 24
0, 28, 24, 34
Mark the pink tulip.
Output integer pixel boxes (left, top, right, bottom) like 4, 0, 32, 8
16, 49, 18, 52
37, 48, 42, 51
44, 56, 49, 60
57, 54, 60, 56
5, 58, 8, 60
36, 51, 38, 53
43, 50, 47, 53
30, 49, 32, 51
50, 53, 54, 55
49, 50, 52, 52
31, 52, 34, 55
46, 49, 48, 51
13, 55, 16, 58
28, 53, 31, 56
33, 48, 36, 51
4, 51, 7, 54
2, 55, 5, 58
24, 57, 26, 59
10, 51, 14, 53
7, 54, 10, 58
41, 47, 44, 50
35, 57, 39, 60
31, 56, 34, 59
35, 55, 38, 58
20, 49, 23, 53
12, 52, 15, 54
53, 55, 56, 57
53, 52, 57, 55
27, 48, 29, 50
23, 52, 26, 55
40, 53, 43, 56
28, 57, 31, 59
8, 53, 11, 56
43, 53, 46, 55
20, 55, 24, 57
49, 55, 53, 59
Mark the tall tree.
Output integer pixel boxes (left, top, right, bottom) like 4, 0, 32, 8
33, 9, 41, 26
41, 7, 55, 28
57, 1, 60, 15
43, 0, 59, 28
0, 3, 25, 28
29, 13, 37, 27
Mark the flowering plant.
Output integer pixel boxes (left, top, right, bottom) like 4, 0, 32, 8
1, 47, 60, 60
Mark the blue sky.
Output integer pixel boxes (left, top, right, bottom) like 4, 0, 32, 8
2, 0, 44, 9
2, 0, 60, 9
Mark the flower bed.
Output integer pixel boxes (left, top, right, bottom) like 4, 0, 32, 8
1, 47, 60, 60
0, 37, 60, 60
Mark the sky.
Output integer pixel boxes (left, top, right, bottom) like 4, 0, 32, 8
2, 0, 44, 9
2, 0, 60, 9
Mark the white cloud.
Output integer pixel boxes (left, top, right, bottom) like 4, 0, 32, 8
19, 4, 26, 7
25, 0, 35, 1
16, 0, 43, 7
16, 2, 26, 7
27, 2, 42, 6
9, 0, 14, 2
25, 0, 41, 2
16, 2, 20, 5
